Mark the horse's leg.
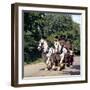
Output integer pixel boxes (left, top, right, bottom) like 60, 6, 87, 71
45, 57, 50, 70
52, 57, 56, 70
58, 53, 65, 71
60, 53, 64, 64
45, 57, 53, 71
47, 60, 52, 70
45, 64, 50, 71
51, 53, 57, 70
52, 62, 56, 70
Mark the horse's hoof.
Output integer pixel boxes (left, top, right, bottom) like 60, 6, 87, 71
59, 67, 64, 71
45, 68, 48, 71
48, 68, 51, 71
59, 64, 65, 71
60, 68, 62, 71
67, 64, 70, 67
52, 68, 57, 71
52, 65, 55, 70
57, 67, 60, 71
70, 65, 73, 68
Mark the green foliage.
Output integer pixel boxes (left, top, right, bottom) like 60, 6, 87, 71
24, 11, 80, 64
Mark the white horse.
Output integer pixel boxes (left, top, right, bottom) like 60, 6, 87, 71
54, 40, 74, 69
46, 47, 55, 69
53, 40, 68, 70
45, 40, 66, 70
54, 40, 67, 61
38, 38, 55, 70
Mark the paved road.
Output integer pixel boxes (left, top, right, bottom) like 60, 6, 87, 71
24, 56, 80, 77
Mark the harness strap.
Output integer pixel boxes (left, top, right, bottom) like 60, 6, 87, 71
60, 46, 64, 54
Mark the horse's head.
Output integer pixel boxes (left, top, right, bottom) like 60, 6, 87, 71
37, 38, 48, 53
37, 39, 44, 51
54, 40, 59, 49
54, 40, 61, 52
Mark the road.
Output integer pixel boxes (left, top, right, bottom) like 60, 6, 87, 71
24, 56, 80, 77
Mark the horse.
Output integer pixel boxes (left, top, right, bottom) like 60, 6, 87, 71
52, 40, 68, 70
37, 38, 55, 70
46, 47, 55, 70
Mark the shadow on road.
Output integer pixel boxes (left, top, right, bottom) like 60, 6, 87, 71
69, 71, 80, 75
71, 65, 80, 70
40, 68, 45, 71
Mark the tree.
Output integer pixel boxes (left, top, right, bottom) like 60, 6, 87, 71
24, 11, 80, 63
24, 12, 46, 63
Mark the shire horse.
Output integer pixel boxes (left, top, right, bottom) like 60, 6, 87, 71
37, 38, 54, 70
52, 40, 68, 70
